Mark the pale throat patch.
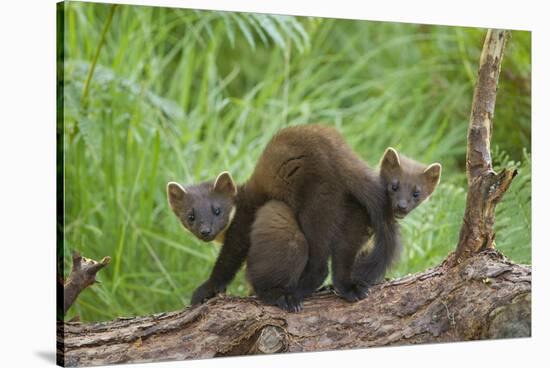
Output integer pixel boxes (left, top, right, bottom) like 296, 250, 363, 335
213, 206, 237, 245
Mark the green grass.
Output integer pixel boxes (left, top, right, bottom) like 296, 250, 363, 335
60, 1, 532, 321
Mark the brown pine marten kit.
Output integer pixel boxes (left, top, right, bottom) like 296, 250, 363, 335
167, 124, 441, 312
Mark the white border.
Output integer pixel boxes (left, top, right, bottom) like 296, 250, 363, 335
68, 0, 534, 30
0, 0, 547, 367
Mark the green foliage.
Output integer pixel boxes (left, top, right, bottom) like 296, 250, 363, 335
493, 149, 532, 264
61, 1, 531, 321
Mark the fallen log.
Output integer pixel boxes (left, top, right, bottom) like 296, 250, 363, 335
58, 250, 530, 366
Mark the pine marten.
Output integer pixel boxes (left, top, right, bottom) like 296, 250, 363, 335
333, 147, 441, 300
167, 125, 441, 312
246, 146, 441, 306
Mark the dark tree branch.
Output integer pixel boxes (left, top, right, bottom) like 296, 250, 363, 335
63, 251, 111, 314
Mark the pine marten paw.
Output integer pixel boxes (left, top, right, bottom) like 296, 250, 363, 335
334, 282, 369, 302
190, 282, 225, 305
275, 293, 304, 313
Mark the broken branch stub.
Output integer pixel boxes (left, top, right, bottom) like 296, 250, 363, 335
466, 29, 508, 181
63, 251, 111, 314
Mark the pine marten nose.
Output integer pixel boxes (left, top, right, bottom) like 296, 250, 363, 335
200, 228, 212, 236
397, 201, 407, 211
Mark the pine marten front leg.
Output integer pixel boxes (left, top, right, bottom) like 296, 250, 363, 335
190, 205, 253, 305
293, 182, 341, 298
330, 197, 371, 301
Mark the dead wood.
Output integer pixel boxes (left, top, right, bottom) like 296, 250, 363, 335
58, 251, 530, 366
63, 251, 111, 314
454, 29, 517, 262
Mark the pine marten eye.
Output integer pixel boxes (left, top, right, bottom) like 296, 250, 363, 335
187, 212, 195, 222
213, 207, 221, 216
413, 190, 420, 198
391, 180, 399, 192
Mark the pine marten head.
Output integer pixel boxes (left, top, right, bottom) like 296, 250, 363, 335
166, 172, 237, 242
380, 148, 441, 219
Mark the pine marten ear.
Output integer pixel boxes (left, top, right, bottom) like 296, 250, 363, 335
423, 163, 442, 194
213, 171, 237, 196
381, 147, 401, 172
166, 182, 187, 212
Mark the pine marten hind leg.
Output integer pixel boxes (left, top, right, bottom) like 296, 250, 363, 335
247, 200, 308, 312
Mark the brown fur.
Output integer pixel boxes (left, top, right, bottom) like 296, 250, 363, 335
246, 201, 308, 311
346, 148, 442, 285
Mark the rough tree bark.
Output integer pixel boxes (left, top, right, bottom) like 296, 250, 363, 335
63, 251, 111, 314
454, 29, 517, 262
57, 29, 530, 367
59, 251, 530, 366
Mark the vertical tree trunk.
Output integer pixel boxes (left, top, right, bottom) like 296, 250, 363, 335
454, 29, 517, 262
